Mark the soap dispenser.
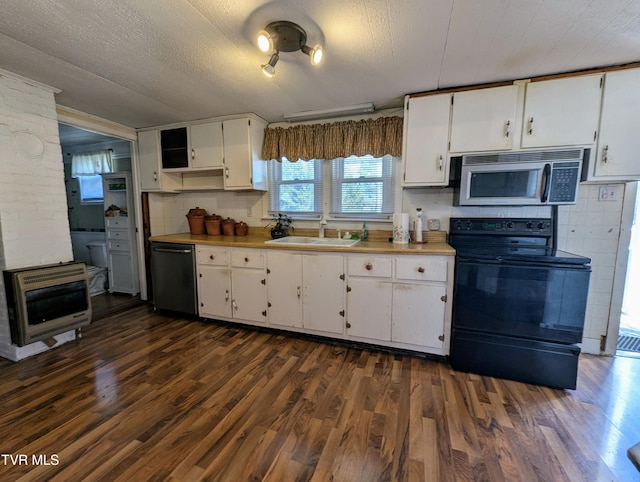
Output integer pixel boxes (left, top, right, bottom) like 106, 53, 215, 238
414, 208, 423, 243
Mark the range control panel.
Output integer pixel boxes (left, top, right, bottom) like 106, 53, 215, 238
450, 218, 552, 236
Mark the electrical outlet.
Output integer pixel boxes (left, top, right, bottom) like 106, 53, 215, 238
247, 206, 253, 217
598, 185, 618, 202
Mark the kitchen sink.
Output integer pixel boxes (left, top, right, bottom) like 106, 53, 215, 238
264, 236, 360, 247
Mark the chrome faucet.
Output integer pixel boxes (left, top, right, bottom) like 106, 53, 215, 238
319, 217, 327, 238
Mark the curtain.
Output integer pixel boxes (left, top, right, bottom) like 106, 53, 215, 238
71, 150, 114, 177
262, 116, 403, 162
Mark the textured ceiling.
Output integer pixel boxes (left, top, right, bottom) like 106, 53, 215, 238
1, 0, 640, 129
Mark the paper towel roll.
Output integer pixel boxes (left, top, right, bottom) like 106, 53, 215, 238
393, 213, 410, 244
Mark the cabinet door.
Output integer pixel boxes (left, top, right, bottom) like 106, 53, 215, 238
137, 130, 181, 192
267, 251, 303, 328
190, 121, 224, 169
198, 265, 232, 319
231, 269, 267, 323
346, 278, 391, 341
594, 69, 640, 179
521, 74, 602, 148
108, 251, 134, 293
450, 85, 519, 153
138, 130, 162, 191
392, 283, 446, 350
222, 118, 253, 190
303, 254, 345, 334
402, 94, 451, 186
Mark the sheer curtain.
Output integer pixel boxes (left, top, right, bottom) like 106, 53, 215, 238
71, 150, 114, 177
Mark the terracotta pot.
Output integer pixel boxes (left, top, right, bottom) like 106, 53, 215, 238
204, 215, 221, 235
186, 207, 207, 235
235, 222, 248, 236
221, 218, 235, 236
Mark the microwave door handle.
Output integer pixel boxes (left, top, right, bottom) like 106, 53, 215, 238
541, 163, 552, 203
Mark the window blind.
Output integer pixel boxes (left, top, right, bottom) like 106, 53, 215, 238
267, 158, 323, 216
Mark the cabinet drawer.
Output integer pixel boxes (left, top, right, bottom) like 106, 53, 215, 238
395, 257, 448, 282
106, 217, 129, 229
348, 256, 392, 278
231, 250, 264, 269
107, 229, 129, 241
196, 247, 229, 266
108, 240, 130, 252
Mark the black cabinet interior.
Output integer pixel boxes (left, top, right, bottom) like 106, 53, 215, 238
161, 127, 188, 169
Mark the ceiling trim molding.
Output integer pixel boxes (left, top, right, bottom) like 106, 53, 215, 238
56, 105, 137, 141
0, 68, 61, 94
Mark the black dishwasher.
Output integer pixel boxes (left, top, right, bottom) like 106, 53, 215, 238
150, 242, 198, 314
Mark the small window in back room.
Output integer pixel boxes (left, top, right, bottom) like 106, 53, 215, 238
78, 174, 104, 204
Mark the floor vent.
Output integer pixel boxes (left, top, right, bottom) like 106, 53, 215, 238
617, 335, 640, 353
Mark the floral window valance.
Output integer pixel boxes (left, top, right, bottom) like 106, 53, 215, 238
261, 116, 403, 162
71, 149, 114, 178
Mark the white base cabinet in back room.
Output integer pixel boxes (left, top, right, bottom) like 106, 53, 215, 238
102, 173, 140, 295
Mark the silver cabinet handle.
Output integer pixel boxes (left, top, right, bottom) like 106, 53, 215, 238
297, 286, 301, 299
528, 117, 534, 135
225, 289, 229, 301
602, 145, 609, 163
438, 155, 443, 171
225, 167, 229, 178
153, 170, 157, 181
191, 148, 195, 160
504, 120, 511, 138
232, 300, 238, 311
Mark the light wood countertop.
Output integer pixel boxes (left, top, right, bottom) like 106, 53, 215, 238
149, 229, 455, 256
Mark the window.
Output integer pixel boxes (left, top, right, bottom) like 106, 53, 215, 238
267, 158, 322, 216
331, 155, 395, 218
267, 155, 398, 219
78, 174, 104, 204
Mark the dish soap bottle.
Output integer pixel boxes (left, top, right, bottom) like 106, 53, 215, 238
361, 222, 368, 241
414, 208, 423, 243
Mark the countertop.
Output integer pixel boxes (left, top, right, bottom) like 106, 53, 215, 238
149, 230, 455, 256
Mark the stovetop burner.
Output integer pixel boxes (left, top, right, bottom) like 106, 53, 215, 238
449, 217, 591, 266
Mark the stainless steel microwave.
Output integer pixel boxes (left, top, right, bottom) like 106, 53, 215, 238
452, 148, 587, 206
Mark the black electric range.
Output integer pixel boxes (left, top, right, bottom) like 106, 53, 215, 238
449, 217, 591, 389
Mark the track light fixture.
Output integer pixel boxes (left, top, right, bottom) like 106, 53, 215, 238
257, 21, 323, 77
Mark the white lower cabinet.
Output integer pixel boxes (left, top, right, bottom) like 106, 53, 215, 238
196, 245, 453, 356
230, 250, 267, 323
302, 254, 345, 334
266, 251, 303, 328
392, 283, 446, 350
197, 247, 266, 323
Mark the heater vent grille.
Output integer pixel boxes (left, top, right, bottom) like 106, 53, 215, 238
21, 266, 86, 286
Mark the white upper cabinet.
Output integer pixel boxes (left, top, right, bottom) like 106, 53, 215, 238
591, 69, 640, 180
521, 74, 603, 148
402, 94, 452, 186
190, 121, 224, 169
222, 117, 267, 191
137, 129, 181, 192
449, 85, 519, 153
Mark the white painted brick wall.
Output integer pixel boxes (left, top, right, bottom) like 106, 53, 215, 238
0, 71, 74, 361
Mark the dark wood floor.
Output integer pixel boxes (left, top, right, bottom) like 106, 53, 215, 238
0, 304, 638, 481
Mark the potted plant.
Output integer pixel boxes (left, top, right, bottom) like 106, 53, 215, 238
266, 213, 294, 239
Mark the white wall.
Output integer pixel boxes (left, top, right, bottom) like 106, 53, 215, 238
0, 71, 75, 361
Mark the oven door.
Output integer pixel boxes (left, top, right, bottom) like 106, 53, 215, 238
452, 257, 590, 343
459, 162, 547, 205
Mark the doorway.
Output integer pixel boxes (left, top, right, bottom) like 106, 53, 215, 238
618, 182, 640, 354
59, 123, 142, 319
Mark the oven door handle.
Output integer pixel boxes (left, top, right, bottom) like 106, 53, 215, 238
540, 163, 551, 203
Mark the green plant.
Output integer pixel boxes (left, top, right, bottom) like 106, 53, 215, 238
265, 213, 294, 237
